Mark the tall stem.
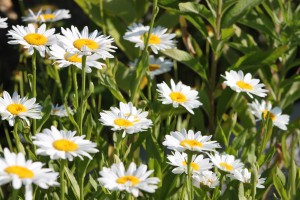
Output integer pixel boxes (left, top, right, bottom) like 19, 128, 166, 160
32, 50, 37, 136
12, 120, 23, 153
79, 56, 87, 136
186, 153, 193, 200
60, 159, 67, 200
72, 66, 79, 109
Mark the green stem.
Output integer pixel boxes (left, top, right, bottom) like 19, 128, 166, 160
11, 188, 19, 200
60, 159, 67, 200
12, 120, 23, 153
79, 56, 87, 136
4, 123, 13, 151
72, 66, 79, 109
99, 0, 107, 35
186, 153, 193, 200
79, 176, 84, 200
54, 66, 64, 99
251, 164, 258, 200
32, 50, 37, 136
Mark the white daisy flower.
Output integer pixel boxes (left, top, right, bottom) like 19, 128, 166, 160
209, 153, 244, 173
157, 79, 202, 114
0, 91, 42, 126
49, 44, 105, 72
51, 104, 73, 117
22, 9, 71, 23
192, 171, 219, 189
248, 99, 290, 130
167, 151, 213, 175
0, 17, 8, 28
32, 126, 99, 161
123, 23, 176, 54
7, 23, 56, 57
222, 70, 268, 98
57, 25, 117, 57
163, 129, 220, 153
98, 162, 160, 197
129, 55, 173, 79
99, 102, 152, 137
0, 148, 59, 200
228, 168, 265, 188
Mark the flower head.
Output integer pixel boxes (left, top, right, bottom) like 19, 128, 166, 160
209, 153, 244, 173
0, 148, 59, 200
129, 55, 173, 79
167, 151, 213, 175
98, 162, 160, 197
123, 23, 176, 54
0, 91, 42, 126
99, 102, 152, 137
228, 168, 265, 188
0, 17, 8, 28
157, 79, 202, 114
51, 104, 73, 117
222, 70, 268, 98
22, 9, 71, 23
163, 129, 220, 153
192, 171, 219, 189
32, 126, 99, 161
49, 44, 105, 72
7, 23, 56, 57
248, 100, 289, 130
57, 25, 117, 57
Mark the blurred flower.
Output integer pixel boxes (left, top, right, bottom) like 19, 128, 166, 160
228, 168, 265, 188
32, 126, 98, 161
192, 171, 219, 189
222, 70, 268, 98
0, 17, 8, 28
157, 79, 202, 114
248, 99, 289, 130
209, 153, 244, 173
22, 9, 71, 23
51, 104, 73, 117
98, 162, 160, 197
99, 102, 152, 137
57, 25, 117, 57
7, 23, 56, 57
129, 55, 173, 79
0, 148, 59, 200
163, 129, 220, 153
0, 91, 41, 126
49, 44, 104, 72
123, 23, 176, 54
167, 151, 213, 175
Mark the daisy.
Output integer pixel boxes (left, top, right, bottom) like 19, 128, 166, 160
167, 151, 213, 175
222, 70, 268, 98
22, 9, 71, 23
51, 104, 73, 117
123, 23, 176, 54
32, 126, 99, 161
192, 171, 219, 189
129, 55, 173, 79
98, 162, 160, 197
0, 17, 8, 28
99, 102, 152, 137
0, 148, 59, 200
228, 168, 265, 188
7, 23, 56, 57
49, 44, 105, 72
209, 153, 244, 173
0, 91, 42, 126
163, 129, 220, 153
57, 25, 117, 57
248, 99, 290, 130
157, 79, 202, 114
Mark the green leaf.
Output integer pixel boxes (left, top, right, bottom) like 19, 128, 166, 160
273, 174, 289, 200
65, 166, 80, 199
36, 96, 52, 133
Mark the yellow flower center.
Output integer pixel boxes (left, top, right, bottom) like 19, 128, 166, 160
236, 81, 253, 90
37, 14, 55, 21
52, 139, 78, 151
73, 39, 99, 50
169, 92, 187, 103
7, 103, 27, 115
5, 166, 34, 179
182, 161, 200, 171
141, 34, 161, 45
219, 162, 233, 171
149, 64, 160, 71
180, 139, 203, 149
262, 110, 276, 121
24, 33, 48, 45
116, 175, 140, 186
64, 52, 82, 63
114, 118, 134, 127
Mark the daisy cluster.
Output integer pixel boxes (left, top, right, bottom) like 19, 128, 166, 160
163, 129, 266, 189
